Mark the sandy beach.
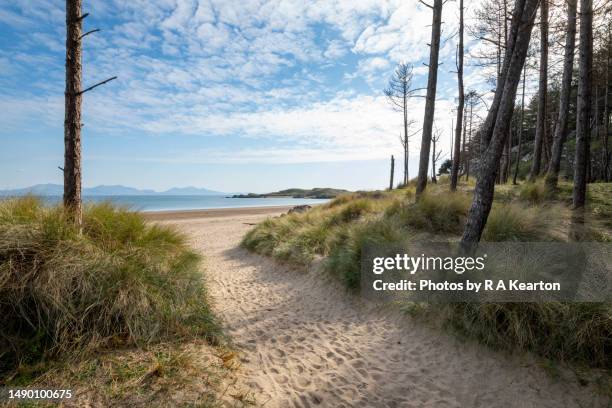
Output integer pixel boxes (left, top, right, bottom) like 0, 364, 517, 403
159, 207, 604, 408
143, 205, 297, 221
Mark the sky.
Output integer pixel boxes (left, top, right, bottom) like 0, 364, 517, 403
0, 0, 493, 193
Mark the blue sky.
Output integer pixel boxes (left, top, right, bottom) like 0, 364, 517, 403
0, 0, 491, 193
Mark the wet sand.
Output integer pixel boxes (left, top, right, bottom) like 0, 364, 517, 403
143, 205, 296, 221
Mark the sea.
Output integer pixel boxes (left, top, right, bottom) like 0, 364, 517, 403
31, 195, 330, 212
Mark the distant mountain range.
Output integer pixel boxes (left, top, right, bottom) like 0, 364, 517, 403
0, 184, 227, 196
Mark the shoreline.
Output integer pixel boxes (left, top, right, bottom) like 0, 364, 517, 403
143, 204, 297, 221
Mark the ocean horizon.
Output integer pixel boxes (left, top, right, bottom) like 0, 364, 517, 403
19, 195, 329, 212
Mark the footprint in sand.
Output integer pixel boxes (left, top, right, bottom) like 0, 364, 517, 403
177, 213, 606, 408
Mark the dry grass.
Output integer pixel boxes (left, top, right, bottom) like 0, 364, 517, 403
3, 340, 257, 407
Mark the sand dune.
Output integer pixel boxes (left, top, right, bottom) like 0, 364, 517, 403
164, 209, 604, 408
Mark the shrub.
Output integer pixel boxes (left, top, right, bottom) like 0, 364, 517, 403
0, 198, 218, 372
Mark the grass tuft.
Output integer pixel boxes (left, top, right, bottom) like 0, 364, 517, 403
0, 197, 219, 373
435, 302, 611, 368
482, 202, 554, 241
386, 191, 471, 234
519, 181, 549, 204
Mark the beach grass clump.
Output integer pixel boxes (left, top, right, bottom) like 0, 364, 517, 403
243, 194, 393, 265
0, 197, 219, 372
482, 202, 554, 241
385, 190, 471, 234
434, 302, 612, 368
518, 180, 549, 204
325, 218, 407, 288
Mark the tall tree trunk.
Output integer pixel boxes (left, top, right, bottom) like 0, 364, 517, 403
405, 142, 409, 185
416, 0, 443, 197
466, 102, 473, 181
503, 129, 512, 183
461, 0, 539, 246
462, 107, 467, 179
546, 0, 577, 190
501, 0, 511, 184
431, 141, 438, 183
529, 0, 549, 180
389, 155, 395, 190
64, 0, 84, 227
572, 0, 593, 208
450, 118, 454, 162
403, 93, 409, 184
451, 0, 464, 191
513, 67, 527, 184
605, 24, 610, 182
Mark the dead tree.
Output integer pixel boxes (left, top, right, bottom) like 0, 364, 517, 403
451, 0, 465, 191
545, 0, 577, 189
64, 0, 116, 226
384, 63, 417, 185
529, 0, 549, 181
416, 0, 443, 197
572, 0, 593, 208
461, 0, 540, 247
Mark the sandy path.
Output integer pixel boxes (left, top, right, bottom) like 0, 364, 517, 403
167, 211, 604, 408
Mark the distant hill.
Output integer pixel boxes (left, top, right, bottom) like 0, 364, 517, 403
232, 188, 350, 199
0, 184, 226, 196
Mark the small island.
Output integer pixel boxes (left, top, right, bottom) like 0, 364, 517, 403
232, 188, 350, 199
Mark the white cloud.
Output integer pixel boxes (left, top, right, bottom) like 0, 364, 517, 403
1, 0, 490, 169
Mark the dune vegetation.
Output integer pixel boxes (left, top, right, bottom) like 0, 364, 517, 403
0, 197, 247, 404
243, 179, 612, 369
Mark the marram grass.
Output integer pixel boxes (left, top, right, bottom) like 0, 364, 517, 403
242, 183, 612, 368
0, 197, 219, 372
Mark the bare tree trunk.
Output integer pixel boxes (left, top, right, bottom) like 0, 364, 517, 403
503, 129, 512, 183
431, 132, 441, 184
513, 67, 527, 184
461, 0, 539, 246
605, 24, 610, 182
404, 141, 409, 185
451, 0, 464, 191
390, 155, 395, 190
431, 144, 438, 183
546, 0, 577, 190
572, 0, 593, 208
403, 93, 409, 184
529, 0, 549, 181
501, 0, 511, 184
416, 0, 443, 197
462, 107, 467, 179
64, 0, 84, 227
466, 102, 473, 181
594, 86, 599, 179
